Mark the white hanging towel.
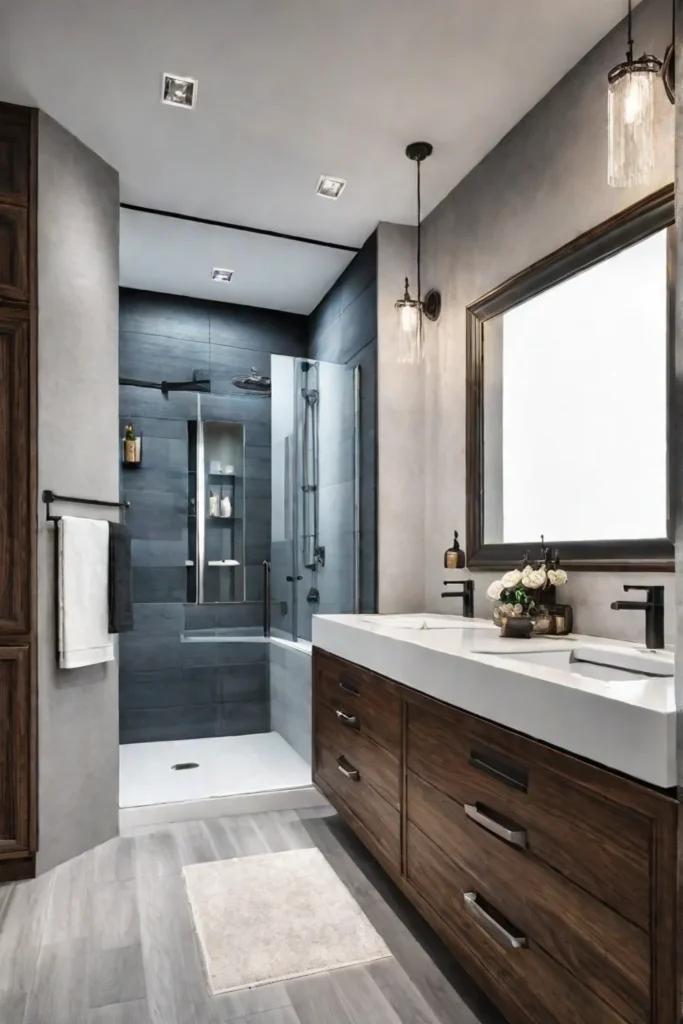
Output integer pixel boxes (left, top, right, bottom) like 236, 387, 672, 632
58, 516, 115, 669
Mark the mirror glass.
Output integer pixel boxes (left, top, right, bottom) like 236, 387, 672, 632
482, 227, 668, 545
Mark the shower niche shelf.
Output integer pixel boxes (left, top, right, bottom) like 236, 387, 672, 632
187, 418, 245, 605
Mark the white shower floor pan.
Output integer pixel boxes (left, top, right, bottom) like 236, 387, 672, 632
119, 732, 321, 829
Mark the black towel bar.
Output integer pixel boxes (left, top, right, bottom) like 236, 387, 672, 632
42, 489, 130, 523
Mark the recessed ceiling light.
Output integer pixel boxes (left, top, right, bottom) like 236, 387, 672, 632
316, 175, 347, 200
211, 268, 234, 283
161, 73, 198, 109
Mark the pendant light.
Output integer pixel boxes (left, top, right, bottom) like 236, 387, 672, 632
395, 142, 441, 364
607, 0, 662, 188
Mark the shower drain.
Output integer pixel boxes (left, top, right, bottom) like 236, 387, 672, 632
171, 762, 199, 771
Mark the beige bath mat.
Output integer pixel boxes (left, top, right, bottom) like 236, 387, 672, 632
183, 847, 391, 994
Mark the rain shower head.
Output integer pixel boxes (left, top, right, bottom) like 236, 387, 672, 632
232, 369, 271, 396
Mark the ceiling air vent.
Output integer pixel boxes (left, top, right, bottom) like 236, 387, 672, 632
211, 268, 234, 283
316, 175, 347, 200
161, 73, 198, 109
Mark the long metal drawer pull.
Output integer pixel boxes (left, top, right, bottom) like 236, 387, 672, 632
337, 756, 360, 781
335, 708, 359, 728
463, 892, 527, 950
464, 803, 527, 849
469, 748, 528, 792
339, 678, 359, 695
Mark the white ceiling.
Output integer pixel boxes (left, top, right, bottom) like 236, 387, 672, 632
119, 207, 354, 313
0, 0, 629, 313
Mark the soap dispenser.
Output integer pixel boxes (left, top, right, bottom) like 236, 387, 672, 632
444, 531, 465, 570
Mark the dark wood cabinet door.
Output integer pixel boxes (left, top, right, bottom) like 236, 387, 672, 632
0, 117, 30, 205
0, 646, 31, 855
0, 312, 32, 635
0, 203, 29, 303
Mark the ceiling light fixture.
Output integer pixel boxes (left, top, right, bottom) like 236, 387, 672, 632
161, 73, 198, 109
607, 0, 663, 187
316, 175, 347, 200
394, 142, 441, 365
211, 268, 233, 282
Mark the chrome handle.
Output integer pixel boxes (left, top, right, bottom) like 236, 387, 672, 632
463, 892, 527, 950
337, 756, 360, 781
464, 803, 527, 849
335, 709, 359, 728
339, 678, 359, 695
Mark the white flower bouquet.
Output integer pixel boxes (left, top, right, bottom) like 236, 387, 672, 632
486, 542, 568, 623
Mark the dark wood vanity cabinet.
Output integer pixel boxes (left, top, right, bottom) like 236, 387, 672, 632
0, 103, 37, 882
0, 648, 32, 860
312, 648, 678, 1024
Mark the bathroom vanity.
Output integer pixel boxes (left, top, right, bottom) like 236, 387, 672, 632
312, 614, 678, 1024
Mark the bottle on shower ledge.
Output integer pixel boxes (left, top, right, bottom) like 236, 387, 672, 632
209, 491, 219, 518
220, 494, 232, 518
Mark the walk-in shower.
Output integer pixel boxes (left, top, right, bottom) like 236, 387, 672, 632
118, 346, 366, 826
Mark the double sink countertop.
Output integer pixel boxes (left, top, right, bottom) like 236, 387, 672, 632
311, 613, 676, 789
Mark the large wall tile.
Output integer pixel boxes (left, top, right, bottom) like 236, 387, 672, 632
132, 566, 187, 603
120, 333, 210, 383
217, 662, 268, 703
120, 290, 210, 343
120, 666, 217, 709
216, 700, 270, 737
120, 704, 218, 744
210, 303, 306, 354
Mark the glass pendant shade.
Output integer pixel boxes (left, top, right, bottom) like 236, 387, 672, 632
395, 277, 423, 364
608, 58, 660, 187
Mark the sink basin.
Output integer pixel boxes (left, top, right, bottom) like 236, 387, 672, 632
481, 645, 674, 682
362, 614, 497, 631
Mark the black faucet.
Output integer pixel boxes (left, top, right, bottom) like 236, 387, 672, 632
610, 585, 665, 650
441, 579, 474, 618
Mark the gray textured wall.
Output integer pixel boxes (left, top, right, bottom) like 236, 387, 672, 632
376, 221, 425, 613
36, 112, 120, 873
416, 0, 675, 641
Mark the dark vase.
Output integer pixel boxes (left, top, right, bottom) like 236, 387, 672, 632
501, 616, 533, 639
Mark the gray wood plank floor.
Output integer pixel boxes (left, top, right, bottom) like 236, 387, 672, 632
0, 807, 505, 1024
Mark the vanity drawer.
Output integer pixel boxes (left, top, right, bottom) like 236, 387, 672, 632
316, 698, 400, 808
315, 651, 401, 754
407, 701, 652, 929
406, 825, 629, 1024
315, 740, 400, 871
407, 771, 649, 1024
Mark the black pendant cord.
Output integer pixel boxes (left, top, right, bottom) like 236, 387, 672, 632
416, 157, 422, 305
627, 0, 633, 62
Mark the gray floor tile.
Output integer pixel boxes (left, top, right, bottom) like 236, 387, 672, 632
42, 851, 94, 944
285, 972, 354, 1024
88, 944, 147, 1009
331, 965, 401, 1024
0, 988, 27, 1024
215, 981, 292, 1021
89, 999, 150, 1023
0, 872, 54, 994
245, 1008, 301, 1024
0, 809, 505, 1024
367, 959, 442, 1024
90, 879, 140, 950
24, 939, 89, 1024
134, 829, 182, 879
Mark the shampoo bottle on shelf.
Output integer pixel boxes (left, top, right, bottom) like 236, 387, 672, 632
220, 494, 232, 518
209, 491, 219, 517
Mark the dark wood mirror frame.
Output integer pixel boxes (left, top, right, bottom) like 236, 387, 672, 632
466, 184, 675, 572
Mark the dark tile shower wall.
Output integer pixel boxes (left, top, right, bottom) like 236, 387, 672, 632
119, 288, 307, 744
308, 231, 378, 623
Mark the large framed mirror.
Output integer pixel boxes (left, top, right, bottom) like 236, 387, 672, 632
466, 185, 674, 570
